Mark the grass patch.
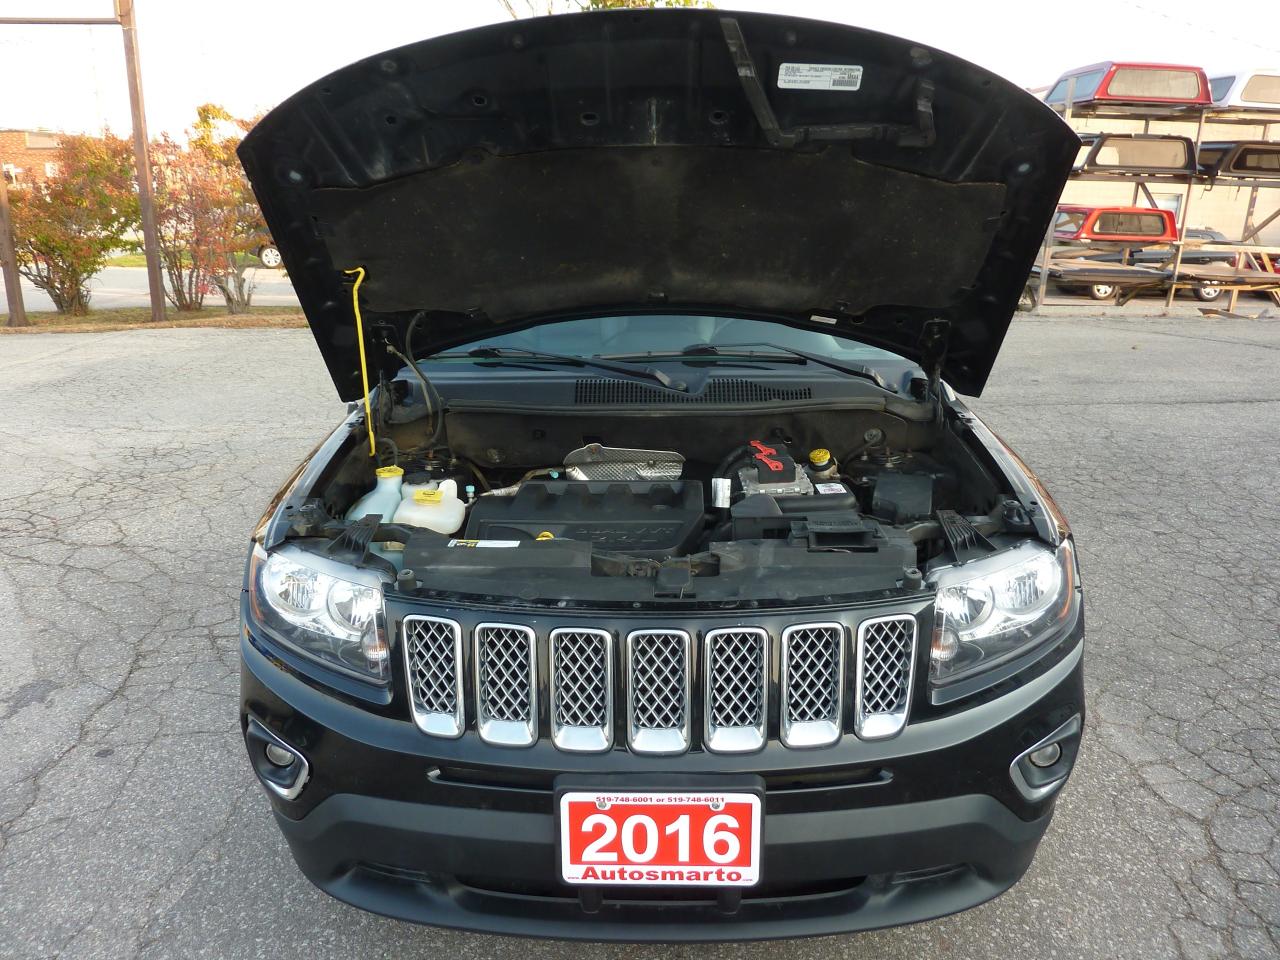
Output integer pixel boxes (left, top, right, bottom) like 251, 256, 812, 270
104, 253, 276, 269
1, 305, 308, 334
104, 252, 151, 267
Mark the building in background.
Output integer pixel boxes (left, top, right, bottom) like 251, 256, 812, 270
1, 129, 63, 187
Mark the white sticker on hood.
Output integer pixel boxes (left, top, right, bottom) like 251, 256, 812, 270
778, 62, 863, 91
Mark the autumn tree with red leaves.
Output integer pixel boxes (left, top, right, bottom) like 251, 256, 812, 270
151, 105, 269, 314
151, 134, 211, 310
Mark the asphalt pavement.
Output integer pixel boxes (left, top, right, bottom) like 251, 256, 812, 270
0, 313, 1277, 958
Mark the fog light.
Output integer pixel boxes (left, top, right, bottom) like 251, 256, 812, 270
1028, 742, 1061, 768
264, 743, 296, 768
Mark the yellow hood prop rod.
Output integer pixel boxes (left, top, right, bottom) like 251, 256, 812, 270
344, 266, 378, 458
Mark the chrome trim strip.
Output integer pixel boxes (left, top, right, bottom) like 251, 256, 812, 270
549, 627, 614, 753
780, 622, 845, 749
853, 614, 918, 741
703, 626, 768, 754
474, 622, 538, 747
402, 615, 465, 739
625, 629, 692, 756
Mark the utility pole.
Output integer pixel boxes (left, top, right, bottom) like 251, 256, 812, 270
0, 175, 28, 326
115, 0, 164, 323
0, 2, 166, 323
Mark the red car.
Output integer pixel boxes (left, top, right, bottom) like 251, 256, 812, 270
1054, 205, 1179, 244
1044, 62, 1211, 107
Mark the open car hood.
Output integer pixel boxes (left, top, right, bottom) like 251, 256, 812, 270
239, 10, 1077, 399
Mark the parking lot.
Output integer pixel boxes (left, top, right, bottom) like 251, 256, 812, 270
0, 313, 1277, 959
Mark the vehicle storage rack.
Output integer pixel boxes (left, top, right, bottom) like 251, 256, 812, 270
1033, 95, 1280, 314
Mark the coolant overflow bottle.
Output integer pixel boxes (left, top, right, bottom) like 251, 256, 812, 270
393, 478, 466, 536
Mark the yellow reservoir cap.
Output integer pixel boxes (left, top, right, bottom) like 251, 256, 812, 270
413, 489, 444, 504
375, 465, 405, 478
536, 531, 555, 541
809, 448, 832, 466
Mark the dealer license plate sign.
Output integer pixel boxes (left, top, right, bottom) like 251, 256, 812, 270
559, 791, 761, 886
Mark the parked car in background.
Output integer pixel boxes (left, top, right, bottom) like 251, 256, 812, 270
256, 243, 282, 268
1044, 61, 1211, 108
1081, 227, 1236, 301
1209, 69, 1280, 110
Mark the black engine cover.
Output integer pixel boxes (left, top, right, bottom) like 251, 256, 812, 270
464, 480, 704, 559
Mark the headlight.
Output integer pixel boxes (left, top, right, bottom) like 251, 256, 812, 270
248, 544, 390, 682
929, 539, 1079, 693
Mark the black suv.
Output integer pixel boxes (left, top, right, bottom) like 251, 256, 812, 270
237, 10, 1085, 941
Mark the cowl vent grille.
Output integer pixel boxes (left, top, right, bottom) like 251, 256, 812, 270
574, 378, 812, 405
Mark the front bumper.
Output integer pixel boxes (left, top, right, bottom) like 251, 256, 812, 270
240, 615, 1084, 941
276, 789, 1051, 941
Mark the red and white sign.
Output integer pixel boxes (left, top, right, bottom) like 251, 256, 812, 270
559, 791, 761, 886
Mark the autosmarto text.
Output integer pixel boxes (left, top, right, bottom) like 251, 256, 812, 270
575, 866, 745, 882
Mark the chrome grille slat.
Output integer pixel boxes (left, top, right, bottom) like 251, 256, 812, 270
403, 616, 464, 738
855, 615, 917, 740
402, 613, 912, 751
704, 628, 767, 753
780, 623, 844, 748
550, 628, 613, 753
626, 630, 691, 755
475, 623, 537, 747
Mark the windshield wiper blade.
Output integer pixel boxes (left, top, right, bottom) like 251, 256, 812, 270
679, 342, 895, 391
602, 347, 806, 365
462, 346, 686, 391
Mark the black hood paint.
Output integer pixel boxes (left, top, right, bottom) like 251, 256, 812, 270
239, 10, 1077, 400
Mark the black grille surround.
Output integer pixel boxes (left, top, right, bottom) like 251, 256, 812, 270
399, 608, 926, 754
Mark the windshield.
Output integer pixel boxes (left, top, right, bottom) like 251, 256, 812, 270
434, 315, 909, 366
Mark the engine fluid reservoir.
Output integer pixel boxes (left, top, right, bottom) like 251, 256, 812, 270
346, 465, 404, 523
807, 447, 839, 481
345, 465, 407, 569
400, 474, 439, 502
393, 478, 466, 535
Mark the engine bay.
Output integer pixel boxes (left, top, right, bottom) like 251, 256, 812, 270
282, 384, 1035, 605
